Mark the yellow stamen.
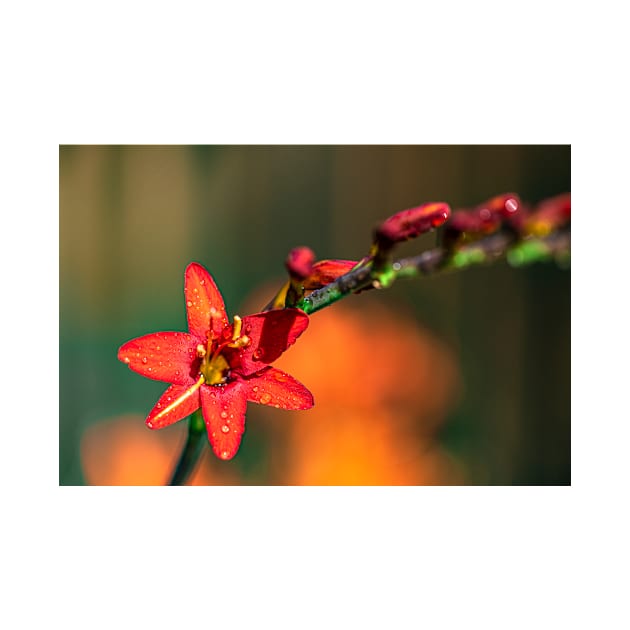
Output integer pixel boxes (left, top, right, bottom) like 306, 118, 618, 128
152, 375, 205, 423
228, 334, 250, 349
232, 315, 243, 341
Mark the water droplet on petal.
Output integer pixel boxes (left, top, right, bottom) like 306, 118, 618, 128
220, 450, 230, 460
141, 357, 148, 364
221, 425, 230, 433
220, 410, 228, 419
123, 357, 130, 363
187, 300, 193, 307
260, 392, 272, 404
253, 349, 263, 360
253, 386, 258, 392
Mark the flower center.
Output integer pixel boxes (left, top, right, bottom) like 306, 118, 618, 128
198, 315, 251, 386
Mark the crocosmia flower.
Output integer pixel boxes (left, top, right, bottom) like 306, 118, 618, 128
118, 263, 314, 460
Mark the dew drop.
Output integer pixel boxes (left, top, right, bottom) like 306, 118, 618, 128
505, 198, 519, 213
200, 278, 205, 285
221, 425, 230, 433
260, 392, 272, 404
253, 349, 264, 360
253, 386, 258, 392
274, 404, 280, 409
274, 372, 288, 382
220, 450, 230, 460
220, 410, 228, 419
123, 357, 130, 363
141, 357, 148, 364
187, 300, 193, 307
479, 208, 492, 221
156, 345, 161, 351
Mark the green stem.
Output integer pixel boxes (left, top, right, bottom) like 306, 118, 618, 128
168, 409, 206, 486
296, 229, 570, 315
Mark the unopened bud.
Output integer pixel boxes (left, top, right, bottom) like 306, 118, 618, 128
285, 247, 316, 281
375, 202, 451, 246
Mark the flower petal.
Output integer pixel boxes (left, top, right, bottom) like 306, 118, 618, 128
118, 331, 199, 385
244, 368, 314, 410
237, 309, 310, 376
200, 381, 247, 460
146, 381, 203, 429
185, 262, 229, 340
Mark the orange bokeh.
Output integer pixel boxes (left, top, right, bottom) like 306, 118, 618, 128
267, 297, 467, 485
80, 414, 241, 485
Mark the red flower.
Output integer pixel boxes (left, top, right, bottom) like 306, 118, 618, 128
118, 263, 314, 460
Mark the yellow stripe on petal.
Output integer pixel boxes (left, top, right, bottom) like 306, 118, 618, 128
151, 375, 205, 424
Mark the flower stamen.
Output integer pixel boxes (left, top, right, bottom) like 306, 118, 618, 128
232, 315, 242, 341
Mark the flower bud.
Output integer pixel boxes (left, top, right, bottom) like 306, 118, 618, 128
375, 202, 451, 246
524, 193, 571, 237
303, 259, 358, 290
285, 247, 316, 281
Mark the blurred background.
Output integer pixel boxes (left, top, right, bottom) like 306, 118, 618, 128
59, 145, 570, 485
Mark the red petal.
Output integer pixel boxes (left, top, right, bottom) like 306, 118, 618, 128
185, 263, 229, 340
236, 309, 310, 376
146, 381, 202, 429
303, 259, 358, 290
244, 368, 314, 410
200, 381, 247, 460
118, 331, 199, 385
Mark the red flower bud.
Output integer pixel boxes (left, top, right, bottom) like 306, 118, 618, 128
442, 193, 523, 249
375, 202, 451, 245
285, 247, 316, 281
475, 193, 522, 220
524, 193, 571, 236
303, 259, 358, 290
